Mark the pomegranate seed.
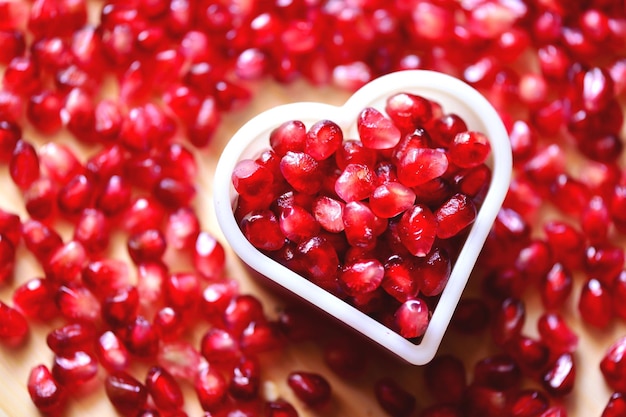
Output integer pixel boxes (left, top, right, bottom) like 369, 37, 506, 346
10, 139, 40, 190
398, 204, 437, 257
164, 272, 201, 312
127, 229, 167, 264
451, 298, 491, 334
51, 350, 99, 386
44, 240, 87, 285
394, 298, 429, 339
397, 147, 448, 187
97, 330, 130, 372
492, 297, 525, 346
357, 107, 401, 150
229, 355, 261, 401
21, 219, 63, 263
0, 234, 15, 284
123, 315, 159, 358
27, 364, 67, 415
600, 336, 626, 392
374, 377, 416, 417
200, 327, 241, 364
541, 263, 573, 310
287, 371, 331, 407
102, 286, 139, 328
27, 90, 64, 134
417, 248, 451, 297
57, 174, 95, 216
240, 210, 285, 252
13, 277, 58, 320
435, 193, 477, 239
424, 355, 467, 404
613, 271, 626, 320
603, 392, 626, 417
96, 175, 132, 216
46, 322, 95, 356
537, 312, 578, 354
105, 371, 148, 416
240, 320, 285, 354
195, 363, 228, 412
145, 366, 184, 413
157, 341, 201, 381
56, 284, 100, 323
578, 278, 612, 328
0, 300, 28, 346
508, 389, 549, 417
265, 399, 299, 417
542, 352, 575, 397
24, 177, 58, 221
473, 354, 521, 390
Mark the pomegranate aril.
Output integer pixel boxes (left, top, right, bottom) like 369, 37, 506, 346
424, 355, 467, 404
0, 120, 21, 163
127, 229, 167, 264
508, 389, 549, 417
578, 278, 612, 328
287, 371, 331, 407
600, 336, 626, 392
394, 298, 429, 339
0, 300, 28, 346
57, 174, 95, 216
105, 371, 148, 416
541, 263, 573, 310
385, 92, 432, 134
417, 247, 451, 297
240, 210, 285, 252
52, 350, 99, 386
542, 352, 575, 397
157, 341, 201, 381
398, 204, 437, 257
24, 177, 58, 221
56, 284, 100, 323
10, 139, 40, 190
164, 272, 201, 312
435, 193, 476, 239
374, 377, 416, 417
46, 322, 95, 356
370, 182, 416, 219
27, 364, 67, 416
145, 366, 184, 413
357, 107, 401, 150
451, 297, 490, 334
492, 297, 525, 346
123, 315, 160, 358
397, 147, 448, 187
13, 277, 57, 320
27, 90, 64, 134
96, 175, 132, 216
603, 392, 626, 417
102, 286, 139, 328
195, 363, 228, 412
229, 355, 261, 401
97, 330, 130, 372
473, 354, 521, 391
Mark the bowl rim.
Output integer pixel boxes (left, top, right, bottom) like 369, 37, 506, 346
213, 69, 512, 365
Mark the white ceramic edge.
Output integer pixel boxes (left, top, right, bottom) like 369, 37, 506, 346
213, 70, 512, 365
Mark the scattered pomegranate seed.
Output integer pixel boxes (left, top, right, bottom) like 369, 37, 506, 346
374, 377, 416, 417
27, 364, 67, 416
105, 371, 148, 416
287, 371, 331, 407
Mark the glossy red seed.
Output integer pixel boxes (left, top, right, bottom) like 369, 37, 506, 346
24, 177, 57, 221
450, 298, 490, 334
45, 240, 87, 285
46, 322, 95, 356
542, 352, 575, 397
343, 201, 386, 249
417, 248, 451, 297
12, 277, 57, 320
537, 312, 578, 354
58, 174, 94, 216
398, 204, 437, 257
287, 371, 331, 407
385, 92, 432, 134
105, 371, 148, 416
0, 300, 28, 346
370, 182, 416, 218
394, 298, 429, 339
38, 142, 82, 184
56, 284, 100, 323
474, 354, 521, 390
339, 258, 384, 296
397, 147, 448, 187
306, 119, 343, 161
157, 341, 201, 382
492, 298, 525, 346
579, 278, 612, 328
358, 107, 401, 150
27, 90, 64, 134
372, 377, 415, 417
124, 315, 159, 358
229, 356, 261, 401
145, 366, 184, 413
0, 120, 21, 163
509, 390, 549, 417
96, 330, 130, 372
424, 355, 466, 404
541, 263, 573, 310
195, 363, 228, 412
27, 364, 67, 415
10, 139, 40, 190
279, 204, 320, 243
600, 336, 626, 392
602, 392, 626, 417
127, 229, 167, 264
435, 193, 477, 239
102, 286, 139, 328
52, 350, 98, 386
335, 163, 375, 202
270, 120, 306, 156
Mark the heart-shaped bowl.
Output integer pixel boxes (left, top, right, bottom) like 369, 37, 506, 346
213, 70, 512, 365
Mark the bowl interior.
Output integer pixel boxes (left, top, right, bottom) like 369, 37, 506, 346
214, 70, 512, 365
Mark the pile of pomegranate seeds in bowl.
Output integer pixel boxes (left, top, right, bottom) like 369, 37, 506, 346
214, 69, 512, 365
1, 0, 626, 416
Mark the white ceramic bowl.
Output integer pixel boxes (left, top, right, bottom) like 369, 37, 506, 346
213, 70, 512, 365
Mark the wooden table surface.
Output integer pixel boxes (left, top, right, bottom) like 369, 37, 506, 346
1, 3, 625, 416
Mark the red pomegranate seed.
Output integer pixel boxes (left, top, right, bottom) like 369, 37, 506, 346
492, 297, 525, 346
578, 278, 612, 328
10, 139, 40, 190
600, 336, 626, 392
287, 371, 331, 407
164, 272, 200, 312
542, 352, 575, 397
543, 220, 585, 271
56, 284, 100, 323
96, 175, 132, 216
12, 277, 57, 320
240, 210, 285, 252
397, 147, 448, 187
229, 355, 261, 401
385, 92, 432, 134
44, 240, 87, 285
105, 371, 148, 416
508, 335, 551, 377
200, 327, 240, 364
195, 363, 228, 412
603, 392, 626, 417
461, 385, 508, 417
0, 300, 28, 346
145, 366, 184, 413
157, 341, 201, 381
473, 354, 522, 390
27, 364, 67, 416
0, 234, 15, 284
508, 389, 549, 417
127, 229, 167, 264
613, 271, 626, 320
102, 286, 139, 328
27, 90, 64, 134
370, 182, 416, 218
279, 204, 320, 243
339, 258, 384, 296
96, 330, 130, 372
24, 177, 58, 221
46, 322, 95, 356
306, 119, 343, 161
451, 297, 490, 334
424, 355, 467, 404
335, 163, 375, 202
417, 247, 451, 297
435, 193, 477, 239
398, 204, 437, 257
357, 107, 401, 150
0, 120, 21, 162
74, 208, 109, 254
374, 376, 416, 417
52, 350, 98, 386
537, 312, 578, 354
199, 280, 238, 321
123, 315, 159, 358
540, 263, 573, 310
394, 298, 429, 339
265, 399, 299, 417
322, 335, 368, 378
57, 174, 95, 216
